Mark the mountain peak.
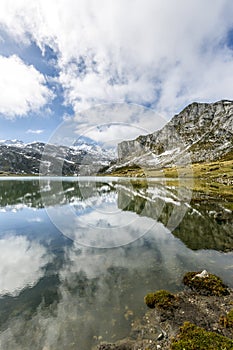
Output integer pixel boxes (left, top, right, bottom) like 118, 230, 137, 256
117, 100, 233, 166
73, 135, 98, 147
72, 135, 116, 159
0, 139, 24, 147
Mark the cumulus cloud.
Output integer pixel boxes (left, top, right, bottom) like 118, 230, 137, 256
26, 128, 44, 134
0, 0, 233, 123
0, 55, 53, 118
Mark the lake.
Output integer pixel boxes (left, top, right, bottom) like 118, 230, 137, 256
0, 177, 232, 350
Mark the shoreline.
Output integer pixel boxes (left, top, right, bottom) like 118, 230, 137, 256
95, 272, 233, 350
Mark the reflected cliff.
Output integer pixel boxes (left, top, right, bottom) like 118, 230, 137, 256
0, 177, 232, 251
117, 182, 233, 252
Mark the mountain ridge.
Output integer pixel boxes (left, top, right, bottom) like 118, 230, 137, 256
114, 100, 233, 171
0, 140, 115, 176
1, 100, 232, 177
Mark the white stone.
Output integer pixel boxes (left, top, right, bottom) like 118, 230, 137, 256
195, 270, 209, 278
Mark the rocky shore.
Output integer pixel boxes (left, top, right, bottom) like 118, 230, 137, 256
95, 271, 233, 349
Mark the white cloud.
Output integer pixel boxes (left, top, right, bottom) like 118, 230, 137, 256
46, 104, 168, 149
0, 55, 53, 118
0, 0, 233, 124
73, 104, 168, 144
26, 128, 44, 134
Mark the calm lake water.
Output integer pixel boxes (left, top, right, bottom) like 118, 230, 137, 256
0, 177, 232, 350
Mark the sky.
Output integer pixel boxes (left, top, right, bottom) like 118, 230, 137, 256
0, 0, 233, 145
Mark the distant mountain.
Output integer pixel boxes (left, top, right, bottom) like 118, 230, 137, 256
112, 100, 233, 171
72, 135, 116, 159
0, 139, 116, 176
0, 139, 24, 147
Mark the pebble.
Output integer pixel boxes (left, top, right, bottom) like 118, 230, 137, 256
157, 330, 167, 341
157, 333, 164, 341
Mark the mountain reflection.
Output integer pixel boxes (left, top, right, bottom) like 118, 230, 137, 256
0, 177, 232, 251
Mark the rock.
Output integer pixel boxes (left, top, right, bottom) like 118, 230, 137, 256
183, 271, 229, 296
171, 322, 233, 349
193, 270, 209, 279
97, 341, 134, 350
214, 211, 230, 223
157, 330, 167, 341
95, 276, 233, 350
157, 333, 164, 341
144, 290, 176, 309
116, 100, 233, 168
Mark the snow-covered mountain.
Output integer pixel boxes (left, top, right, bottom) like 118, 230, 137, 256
0, 139, 24, 147
0, 138, 116, 175
72, 135, 116, 159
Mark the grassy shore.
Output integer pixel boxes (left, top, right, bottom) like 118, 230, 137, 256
106, 157, 233, 202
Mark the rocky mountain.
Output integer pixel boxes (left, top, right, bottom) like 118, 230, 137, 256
115, 100, 233, 170
72, 135, 116, 160
0, 140, 115, 176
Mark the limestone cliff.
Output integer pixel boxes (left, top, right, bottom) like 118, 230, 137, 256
117, 100, 233, 168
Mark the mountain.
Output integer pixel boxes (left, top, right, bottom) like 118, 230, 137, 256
72, 135, 116, 159
111, 100, 233, 172
0, 139, 24, 147
0, 139, 116, 176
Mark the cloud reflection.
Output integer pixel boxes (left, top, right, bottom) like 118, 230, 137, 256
0, 235, 49, 296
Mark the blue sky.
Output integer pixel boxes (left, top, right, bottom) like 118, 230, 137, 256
0, 0, 233, 144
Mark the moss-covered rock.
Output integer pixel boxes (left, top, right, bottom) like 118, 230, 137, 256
144, 289, 175, 309
219, 309, 233, 328
171, 322, 233, 349
183, 271, 229, 296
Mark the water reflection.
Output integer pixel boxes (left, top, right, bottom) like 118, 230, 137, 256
0, 178, 232, 349
0, 235, 49, 297
0, 177, 232, 251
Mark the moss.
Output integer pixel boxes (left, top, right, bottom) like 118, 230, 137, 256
171, 322, 233, 349
183, 271, 229, 296
144, 289, 175, 309
219, 309, 233, 328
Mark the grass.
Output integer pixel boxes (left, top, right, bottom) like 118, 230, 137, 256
107, 157, 233, 200
106, 164, 146, 177
145, 158, 233, 182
